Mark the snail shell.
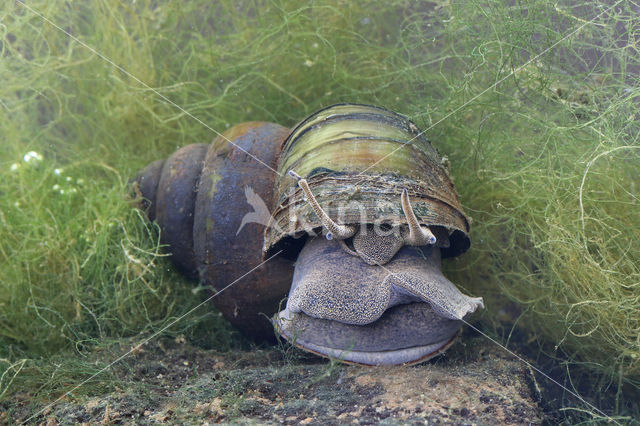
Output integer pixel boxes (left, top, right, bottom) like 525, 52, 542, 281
132, 104, 483, 363
133, 122, 293, 340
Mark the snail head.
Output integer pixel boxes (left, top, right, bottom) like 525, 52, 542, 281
288, 170, 448, 266
280, 171, 481, 366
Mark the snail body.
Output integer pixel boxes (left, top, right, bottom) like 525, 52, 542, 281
133, 104, 483, 364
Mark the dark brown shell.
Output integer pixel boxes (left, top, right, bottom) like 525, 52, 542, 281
133, 122, 293, 340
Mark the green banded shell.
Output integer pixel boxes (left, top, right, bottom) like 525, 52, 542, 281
263, 103, 470, 259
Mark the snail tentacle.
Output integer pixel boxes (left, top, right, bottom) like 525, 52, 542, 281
401, 188, 437, 246
289, 170, 357, 240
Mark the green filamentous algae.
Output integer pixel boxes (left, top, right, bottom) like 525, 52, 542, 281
0, 1, 637, 422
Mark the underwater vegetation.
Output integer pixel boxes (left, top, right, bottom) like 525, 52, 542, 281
0, 0, 638, 421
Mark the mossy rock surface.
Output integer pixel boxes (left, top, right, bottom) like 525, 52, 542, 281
5, 336, 544, 425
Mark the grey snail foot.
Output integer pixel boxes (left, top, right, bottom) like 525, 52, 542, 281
274, 237, 483, 365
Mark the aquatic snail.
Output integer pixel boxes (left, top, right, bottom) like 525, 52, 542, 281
131, 103, 484, 365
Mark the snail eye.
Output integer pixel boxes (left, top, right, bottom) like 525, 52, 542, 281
426, 233, 436, 245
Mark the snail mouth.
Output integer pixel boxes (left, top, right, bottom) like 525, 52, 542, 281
273, 237, 483, 365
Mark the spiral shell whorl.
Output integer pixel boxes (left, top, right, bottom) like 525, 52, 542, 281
133, 159, 164, 222
134, 144, 209, 279
133, 123, 294, 341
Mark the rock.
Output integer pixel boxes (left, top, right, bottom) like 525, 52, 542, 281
8, 335, 544, 424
